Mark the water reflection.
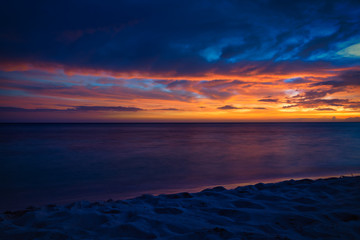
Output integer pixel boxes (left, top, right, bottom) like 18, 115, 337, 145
1, 123, 359, 210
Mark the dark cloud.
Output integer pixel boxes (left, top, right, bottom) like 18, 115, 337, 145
217, 105, 267, 110
158, 79, 248, 100
0, 71, 251, 103
258, 98, 278, 102
282, 105, 298, 109
348, 102, 360, 109
312, 71, 360, 88
0, 107, 62, 112
1, 0, 359, 76
73, 106, 143, 111
291, 88, 341, 100
302, 90, 332, 99
199, 80, 247, 88
154, 108, 180, 111
0, 106, 143, 112
217, 105, 241, 110
166, 80, 192, 89
283, 72, 360, 109
345, 117, 360, 122
285, 97, 360, 110
316, 108, 336, 111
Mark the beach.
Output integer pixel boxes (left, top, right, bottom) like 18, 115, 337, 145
1, 0, 360, 239
1, 176, 359, 239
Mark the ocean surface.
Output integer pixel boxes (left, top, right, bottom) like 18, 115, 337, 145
1, 123, 360, 210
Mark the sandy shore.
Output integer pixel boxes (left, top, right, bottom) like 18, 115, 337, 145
1, 176, 359, 239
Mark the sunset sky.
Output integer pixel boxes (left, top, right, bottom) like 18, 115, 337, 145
0, 0, 359, 122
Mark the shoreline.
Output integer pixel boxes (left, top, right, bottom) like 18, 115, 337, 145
3, 173, 359, 212
1, 176, 359, 239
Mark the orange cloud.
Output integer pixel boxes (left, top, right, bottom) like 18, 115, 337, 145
0, 61, 359, 122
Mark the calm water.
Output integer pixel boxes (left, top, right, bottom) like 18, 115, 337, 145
1, 123, 360, 210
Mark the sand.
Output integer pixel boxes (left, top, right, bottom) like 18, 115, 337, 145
1, 176, 359, 239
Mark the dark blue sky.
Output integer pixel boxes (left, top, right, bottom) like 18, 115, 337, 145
1, 0, 359, 74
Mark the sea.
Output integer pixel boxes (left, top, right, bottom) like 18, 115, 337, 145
1, 123, 359, 210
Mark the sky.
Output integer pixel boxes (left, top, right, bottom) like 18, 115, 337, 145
0, 0, 359, 122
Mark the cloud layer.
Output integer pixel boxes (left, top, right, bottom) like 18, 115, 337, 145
0, 0, 359, 121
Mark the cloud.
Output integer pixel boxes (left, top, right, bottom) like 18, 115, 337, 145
345, 117, 360, 122
1, 0, 359, 77
316, 108, 336, 111
312, 70, 360, 87
291, 88, 341, 100
0, 107, 62, 112
258, 98, 278, 102
217, 105, 241, 110
72, 106, 143, 111
159, 79, 248, 100
0, 106, 143, 112
154, 108, 180, 111
282, 105, 297, 109
252, 107, 267, 110
217, 105, 268, 110
337, 43, 360, 58
280, 70, 360, 112
285, 97, 360, 110
0, 1, 359, 122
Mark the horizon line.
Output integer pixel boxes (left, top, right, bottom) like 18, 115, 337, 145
1, 121, 359, 124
